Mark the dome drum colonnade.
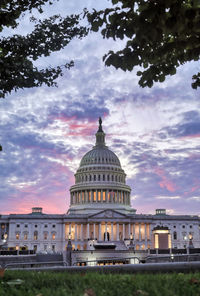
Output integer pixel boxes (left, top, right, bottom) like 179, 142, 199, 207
69, 118, 132, 212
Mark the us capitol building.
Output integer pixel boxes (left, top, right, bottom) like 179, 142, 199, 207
0, 118, 200, 264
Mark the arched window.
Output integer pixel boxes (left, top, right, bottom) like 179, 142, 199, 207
34, 231, 38, 240
103, 175, 105, 181
85, 175, 88, 181
107, 175, 110, 181
98, 175, 101, 181
112, 175, 114, 181
89, 175, 92, 181
115, 175, 117, 182
94, 175, 96, 181
44, 232, 48, 240
16, 233, 20, 240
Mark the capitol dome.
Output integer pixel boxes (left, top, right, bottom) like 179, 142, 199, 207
68, 118, 135, 215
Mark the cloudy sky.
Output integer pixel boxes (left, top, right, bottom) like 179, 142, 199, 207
0, 0, 200, 215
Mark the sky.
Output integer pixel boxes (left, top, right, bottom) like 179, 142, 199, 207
0, 0, 200, 216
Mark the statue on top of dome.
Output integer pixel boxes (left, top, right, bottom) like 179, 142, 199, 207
98, 117, 103, 132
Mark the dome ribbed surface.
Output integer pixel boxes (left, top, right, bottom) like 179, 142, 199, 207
80, 146, 121, 167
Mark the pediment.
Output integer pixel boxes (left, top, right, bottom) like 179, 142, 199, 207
89, 209, 127, 219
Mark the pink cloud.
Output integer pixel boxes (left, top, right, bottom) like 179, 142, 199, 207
153, 166, 177, 192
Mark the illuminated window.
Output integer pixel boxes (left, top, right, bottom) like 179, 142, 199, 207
44, 232, 48, 240
16, 233, 20, 240
24, 233, 28, 240
103, 191, 106, 202
34, 231, 38, 240
1, 224, 5, 229
88, 191, 91, 202
155, 233, 159, 248
98, 191, 101, 202
78, 192, 81, 203
16, 245, 19, 250
52, 233, 56, 240
93, 191, 96, 202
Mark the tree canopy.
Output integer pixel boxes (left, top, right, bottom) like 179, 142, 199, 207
0, 0, 88, 98
87, 0, 200, 89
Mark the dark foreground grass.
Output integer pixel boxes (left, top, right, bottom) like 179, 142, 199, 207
0, 271, 200, 296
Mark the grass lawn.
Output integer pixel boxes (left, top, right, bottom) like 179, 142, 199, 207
0, 270, 200, 296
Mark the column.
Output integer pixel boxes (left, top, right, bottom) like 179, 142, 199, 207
91, 190, 94, 202
62, 223, 66, 251
117, 223, 119, 241
99, 223, 101, 241
106, 190, 108, 203
122, 224, 125, 240
70, 193, 73, 205
128, 223, 131, 238
96, 190, 98, 203
93, 223, 96, 240
87, 223, 90, 239
145, 223, 147, 249
139, 223, 141, 241
105, 223, 107, 241
111, 223, 114, 241
75, 224, 77, 241
81, 224, 83, 241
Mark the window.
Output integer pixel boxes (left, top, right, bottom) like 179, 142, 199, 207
44, 232, 48, 240
190, 225, 193, 229
34, 231, 38, 240
44, 225, 48, 228
52, 233, 56, 240
173, 232, 177, 240
94, 175, 96, 181
98, 175, 101, 181
173, 225, 176, 229
17, 224, 20, 228
52, 225, 56, 228
1, 224, 5, 229
24, 233, 28, 240
182, 225, 185, 229
107, 175, 110, 181
25, 225, 28, 228
103, 175, 105, 181
44, 245, 47, 251
35, 225, 38, 228
16, 233, 20, 240
52, 245, 55, 252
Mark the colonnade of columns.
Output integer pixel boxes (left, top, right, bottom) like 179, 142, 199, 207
70, 189, 130, 205
65, 222, 151, 243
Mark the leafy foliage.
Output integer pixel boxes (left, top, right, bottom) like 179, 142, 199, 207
0, 0, 88, 98
87, 0, 200, 89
